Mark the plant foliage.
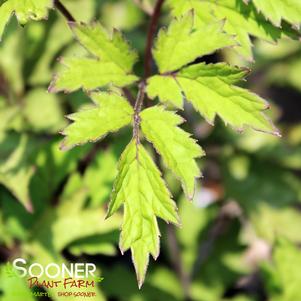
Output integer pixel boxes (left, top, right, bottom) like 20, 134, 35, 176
0, 0, 300, 291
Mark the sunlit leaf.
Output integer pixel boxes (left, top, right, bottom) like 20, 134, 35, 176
107, 140, 179, 287
0, 0, 52, 41
140, 106, 204, 199
61, 91, 134, 150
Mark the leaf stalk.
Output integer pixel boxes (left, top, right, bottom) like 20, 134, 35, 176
54, 0, 75, 22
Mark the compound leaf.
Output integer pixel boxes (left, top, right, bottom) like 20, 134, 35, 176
140, 106, 204, 199
250, 0, 301, 28
153, 12, 235, 73
167, 0, 294, 60
147, 63, 279, 135
61, 91, 134, 150
107, 140, 179, 287
49, 22, 138, 93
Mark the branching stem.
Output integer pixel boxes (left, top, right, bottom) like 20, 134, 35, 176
133, 0, 165, 142
144, 0, 165, 79
133, 82, 145, 143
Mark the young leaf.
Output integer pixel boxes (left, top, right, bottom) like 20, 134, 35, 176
49, 58, 138, 93
140, 106, 204, 199
167, 0, 294, 60
250, 0, 301, 28
153, 12, 235, 73
61, 91, 134, 150
49, 22, 138, 93
146, 75, 184, 108
0, 0, 52, 41
70, 22, 138, 73
107, 140, 179, 287
146, 63, 279, 135
147, 63, 249, 108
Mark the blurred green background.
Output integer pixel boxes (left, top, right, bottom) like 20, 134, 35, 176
1, 1, 301, 301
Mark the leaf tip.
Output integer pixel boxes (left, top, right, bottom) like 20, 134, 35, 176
68, 21, 77, 28
59, 140, 70, 151
25, 201, 34, 214
47, 81, 57, 93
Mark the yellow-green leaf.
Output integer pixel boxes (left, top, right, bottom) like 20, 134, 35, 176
146, 63, 279, 135
49, 22, 138, 93
49, 58, 137, 93
61, 91, 134, 150
167, 0, 294, 60
250, 0, 301, 28
0, 0, 52, 41
70, 22, 138, 72
140, 106, 204, 199
107, 140, 179, 287
153, 12, 235, 73
146, 75, 184, 108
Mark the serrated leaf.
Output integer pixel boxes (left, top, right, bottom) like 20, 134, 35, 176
61, 91, 134, 150
50, 58, 138, 93
167, 0, 294, 60
49, 22, 138, 93
70, 22, 138, 72
0, 0, 52, 41
146, 63, 279, 135
140, 106, 204, 199
146, 63, 249, 108
107, 140, 179, 287
146, 75, 184, 108
153, 12, 235, 73
250, 0, 301, 28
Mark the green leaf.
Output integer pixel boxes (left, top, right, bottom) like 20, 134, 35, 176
167, 0, 293, 60
146, 63, 279, 135
49, 22, 138, 93
140, 106, 204, 199
0, 134, 35, 212
261, 239, 301, 301
250, 204, 301, 244
70, 22, 138, 72
101, 0, 144, 31
0, 264, 35, 301
250, 0, 301, 28
23, 89, 66, 133
32, 172, 122, 253
153, 12, 235, 73
69, 235, 118, 256
146, 75, 184, 108
49, 57, 138, 93
61, 91, 134, 150
107, 140, 179, 287
83, 149, 118, 207
0, 0, 52, 41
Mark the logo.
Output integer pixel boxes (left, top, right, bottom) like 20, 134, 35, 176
4, 258, 104, 298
